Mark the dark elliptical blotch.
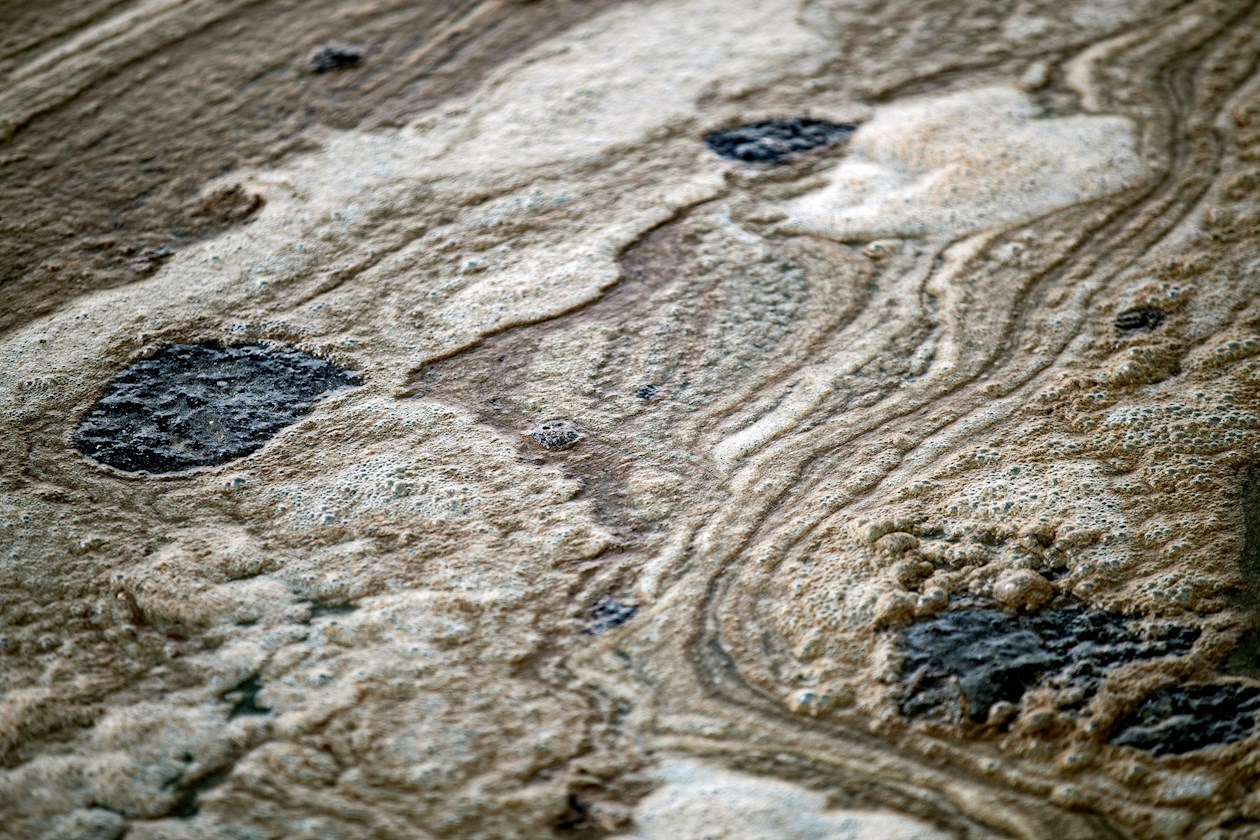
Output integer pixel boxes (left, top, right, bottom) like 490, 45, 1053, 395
897, 607, 1199, 723
73, 343, 361, 475
704, 118, 858, 164
310, 44, 365, 74
635, 384, 658, 401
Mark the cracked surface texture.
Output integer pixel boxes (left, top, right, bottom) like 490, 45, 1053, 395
4, 0, 1260, 837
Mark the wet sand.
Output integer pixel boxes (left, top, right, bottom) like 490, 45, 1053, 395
4, 0, 1260, 837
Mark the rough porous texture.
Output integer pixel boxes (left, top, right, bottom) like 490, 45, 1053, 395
703, 119, 859, 163
73, 344, 362, 474
898, 607, 1201, 724
1109, 683, 1260, 757
5, 0, 1260, 837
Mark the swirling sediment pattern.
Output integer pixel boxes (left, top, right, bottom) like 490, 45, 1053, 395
3, 0, 1260, 837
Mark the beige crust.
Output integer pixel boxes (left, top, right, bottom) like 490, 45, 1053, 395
4, 0, 1260, 837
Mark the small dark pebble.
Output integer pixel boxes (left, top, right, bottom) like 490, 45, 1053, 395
532, 419, 581, 450
310, 44, 365, 74
586, 597, 638, 635
191, 184, 264, 227
898, 607, 1199, 723
1110, 683, 1260, 756
73, 343, 361, 475
704, 118, 858, 164
635, 384, 658, 401
1115, 307, 1165, 333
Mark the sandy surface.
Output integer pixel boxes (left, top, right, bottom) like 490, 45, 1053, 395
4, 0, 1260, 837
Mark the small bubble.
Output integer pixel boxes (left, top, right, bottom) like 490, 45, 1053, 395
863, 241, 896, 259
992, 568, 1054, 611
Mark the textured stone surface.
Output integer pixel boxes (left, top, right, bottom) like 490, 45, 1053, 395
5, 0, 1260, 837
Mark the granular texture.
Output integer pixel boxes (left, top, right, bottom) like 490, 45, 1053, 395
73, 343, 361, 474
704, 118, 857, 163
899, 608, 1200, 722
1114, 308, 1166, 333
1110, 683, 1260, 756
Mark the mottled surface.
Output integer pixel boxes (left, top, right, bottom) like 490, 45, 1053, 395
4, 0, 1260, 837
704, 118, 858, 163
73, 344, 361, 474
898, 607, 1199, 723
1110, 683, 1260, 757
309, 45, 364, 74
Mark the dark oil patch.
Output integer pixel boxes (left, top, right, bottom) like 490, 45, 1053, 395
1225, 469, 1260, 679
306, 598, 358, 621
898, 608, 1199, 723
310, 44, 365, 73
585, 597, 638, 635
1114, 307, 1166, 333
223, 675, 270, 720
73, 343, 361, 475
1110, 683, 1260, 756
704, 118, 858, 164
532, 419, 581, 450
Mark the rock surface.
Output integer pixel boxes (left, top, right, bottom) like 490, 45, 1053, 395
4, 0, 1260, 837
